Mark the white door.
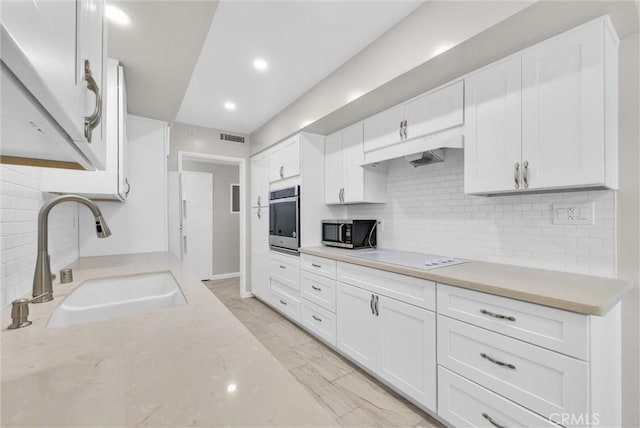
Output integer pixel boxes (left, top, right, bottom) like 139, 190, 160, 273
521, 22, 605, 190
363, 104, 404, 153
342, 122, 365, 203
336, 282, 377, 372
464, 56, 522, 194
181, 171, 213, 280
324, 130, 343, 204
376, 295, 436, 409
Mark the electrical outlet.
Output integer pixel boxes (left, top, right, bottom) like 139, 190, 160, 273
553, 202, 594, 225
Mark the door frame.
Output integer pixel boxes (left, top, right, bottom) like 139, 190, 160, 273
178, 151, 249, 298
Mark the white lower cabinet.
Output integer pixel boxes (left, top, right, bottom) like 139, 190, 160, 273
270, 280, 301, 321
336, 281, 436, 409
438, 367, 559, 428
300, 299, 336, 346
437, 315, 588, 425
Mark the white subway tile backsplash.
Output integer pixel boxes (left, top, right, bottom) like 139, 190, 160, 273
0, 165, 79, 307
348, 150, 615, 276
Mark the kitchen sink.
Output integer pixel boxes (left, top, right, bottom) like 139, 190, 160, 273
47, 271, 186, 328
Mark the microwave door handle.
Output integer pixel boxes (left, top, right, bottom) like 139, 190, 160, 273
338, 224, 345, 243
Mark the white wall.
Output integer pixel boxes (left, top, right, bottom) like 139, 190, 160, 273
0, 165, 78, 307
80, 115, 168, 256
348, 151, 616, 276
182, 161, 240, 275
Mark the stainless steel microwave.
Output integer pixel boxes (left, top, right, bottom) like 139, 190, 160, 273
321, 219, 377, 249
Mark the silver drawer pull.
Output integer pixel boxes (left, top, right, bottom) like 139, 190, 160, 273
481, 352, 516, 370
279, 299, 287, 306
480, 309, 516, 322
311, 285, 321, 291
483, 413, 507, 428
312, 315, 322, 322
311, 263, 322, 268
279, 265, 286, 269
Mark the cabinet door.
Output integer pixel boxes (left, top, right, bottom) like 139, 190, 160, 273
268, 146, 283, 182
464, 56, 522, 194
251, 252, 269, 300
376, 295, 436, 409
324, 130, 344, 204
251, 207, 269, 254
404, 80, 464, 141
281, 136, 301, 179
363, 104, 404, 153
521, 21, 605, 190
336, 282, 377, 371
251, 154, 269, 208
342, 122, 365, 203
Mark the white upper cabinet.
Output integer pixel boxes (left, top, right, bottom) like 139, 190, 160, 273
465, 16, 619, 194
1, 0, 107, 169
41, 58, 129, 200
251, 153, 269, 208
363, 81, 464, 155
269, 135, 300, 182
325, 122, 386, 205
464, 57, 523, 194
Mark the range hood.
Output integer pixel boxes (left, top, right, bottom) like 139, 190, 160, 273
360, 126, 464, 168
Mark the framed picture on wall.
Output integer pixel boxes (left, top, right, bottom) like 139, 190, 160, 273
230, 183, 240, 213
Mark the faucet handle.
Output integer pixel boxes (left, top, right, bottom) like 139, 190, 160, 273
7, 293, 50, 329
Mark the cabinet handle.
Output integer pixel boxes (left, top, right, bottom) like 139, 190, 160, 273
124, 178, 131, 197
399, 121, 403, 139
279, 265, 286, 269
403, 120, 407, 139
312, 315, 322, 322
183, 235, 187, 253
84, 60, 102, 142
370, 294, 375, 315
257, 207, 261, 219
480, 352, 516, 370
311, 263, 322, 268
513, 162, 520, 189
257, 195, 261, 207
374, 295, 379, 316
311, 285, 321, 291
279, 299, 287, 306
279, 166, 284, 179
480, 309, 515, 322
182, 200, 187, 218
523, 161, 529, 189
482, 413, 507, 428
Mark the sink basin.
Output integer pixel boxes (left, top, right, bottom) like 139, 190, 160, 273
47, 271, 186, 328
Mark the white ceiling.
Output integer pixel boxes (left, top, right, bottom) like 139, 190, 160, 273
175, 0, 423, 135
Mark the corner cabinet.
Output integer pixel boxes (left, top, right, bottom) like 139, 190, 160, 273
0, 0, 107, 169
41, 59, 129, 200
325, 122, 386, 205
465, 16, 619, 194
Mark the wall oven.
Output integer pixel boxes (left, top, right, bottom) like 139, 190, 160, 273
269, 186, 299, 254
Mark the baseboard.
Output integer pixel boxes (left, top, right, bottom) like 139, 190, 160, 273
208, 272, 240, 281
241, 291, 255, 299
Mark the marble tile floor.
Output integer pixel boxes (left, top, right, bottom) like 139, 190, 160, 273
203, 278, 443, 428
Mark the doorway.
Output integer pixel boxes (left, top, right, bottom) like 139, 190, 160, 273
169, 151, 248, 297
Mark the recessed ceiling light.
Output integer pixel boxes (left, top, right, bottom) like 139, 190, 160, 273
224, 102, 236, 111
105, 4, 131, 26
253, 59, 268, 71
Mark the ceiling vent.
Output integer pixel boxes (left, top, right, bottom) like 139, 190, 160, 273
220, 133, 245, 143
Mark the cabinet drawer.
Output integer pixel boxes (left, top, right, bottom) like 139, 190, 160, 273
438, 366, 560, 428
437, 284, 589, 360
301, 270, 336, 312
270, 284, 301, 322
301, 254, 336, 279
301, 299, 336, 346
337, 262, 435, 310
270, 253, 300, 292
437, 315, 588, 425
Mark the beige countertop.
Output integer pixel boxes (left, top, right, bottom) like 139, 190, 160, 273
1, 252, 335, 427
300, 246, 633, 316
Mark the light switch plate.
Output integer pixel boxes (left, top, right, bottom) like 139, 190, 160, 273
552, 202, 594, 225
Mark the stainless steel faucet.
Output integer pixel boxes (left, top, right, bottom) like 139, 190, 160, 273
32, 195, 111, 303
